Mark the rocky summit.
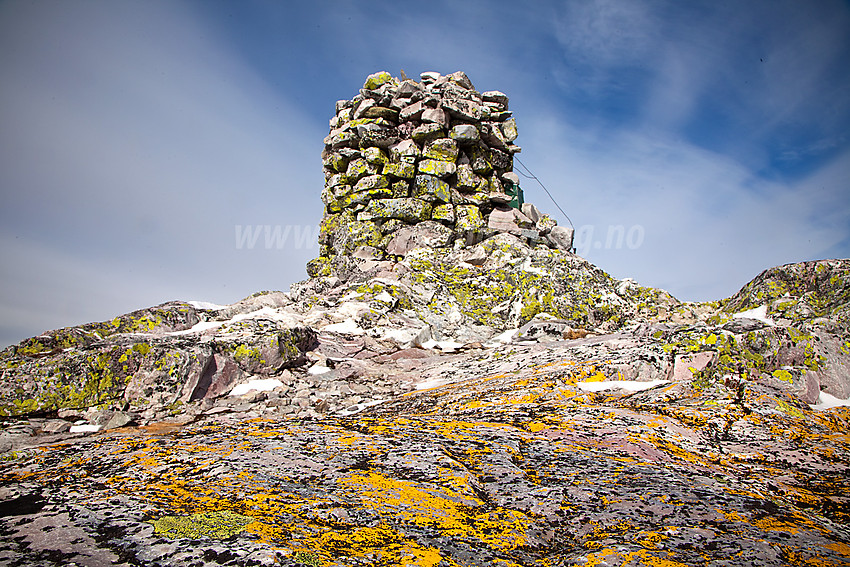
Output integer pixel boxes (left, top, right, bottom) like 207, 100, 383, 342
1, 72, 849, 567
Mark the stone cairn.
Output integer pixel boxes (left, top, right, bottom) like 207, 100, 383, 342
308, 71, 575, 279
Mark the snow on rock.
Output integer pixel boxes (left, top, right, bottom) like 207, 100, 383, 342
416, 376, 452, 391
169, 321, 225, 336
420, 338, 465, 353
733, 305, 775, 326
69, 424, 102, 434
809, 392, 850, 411
187, 300, 228, 310
229, 379, 284, 397
576, 379, 670, 393
490, 328, 519, 345
322, 319, 365, 335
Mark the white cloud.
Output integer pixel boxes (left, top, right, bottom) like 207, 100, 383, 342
521, 116, 849, 301
0, 1, 325, 347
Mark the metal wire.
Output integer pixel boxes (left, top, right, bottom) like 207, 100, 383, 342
514, 156, 575, 230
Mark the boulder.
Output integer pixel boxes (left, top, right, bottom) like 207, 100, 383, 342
547, 225, 574, 250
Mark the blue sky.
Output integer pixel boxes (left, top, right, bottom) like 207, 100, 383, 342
1, 0, 849, 347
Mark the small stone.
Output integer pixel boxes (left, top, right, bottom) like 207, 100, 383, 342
521, 202, 542, 224
536, 214, 557, 234
383, 162, 415, 179
396, 80, 419, 98
418, 159, 457, 178
422, 138, 459, 162
324, 131, 358, 149
432, 204, 455, 224
482, 90, 509, 108
441, 98, 484, 122
449, 124, 480, 143
104, 411, 133, 430
41, 420, 72, 434
352, 98, 376, 120
335, 99, 353, 114
413, 175, 452, 203
391, 180, 411, 197
399, 101, 425, 122
363, 71, 393, 90
547, 225, 575, 250
455, 205, 486, 232
501, 171, 520, 186
501, 118, 518, 142
446, 71, 475, 90
420, 71, 441, 84
354, 174, 389, 192
361, 106, 399, 121
388, 139, 421, 162
411, 123, 446, 144
480, 123, 508, 150
362, 147, 389, 166
421, 108, 449, 128
359, 198, 432, 222
456, 164, 478, 191
471, 155, 492, 175
323, 152, 349, 172
488, 208, 533, 235
346, 158, 378, 181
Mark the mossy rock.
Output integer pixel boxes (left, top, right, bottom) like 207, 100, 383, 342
152, 510, 253, 540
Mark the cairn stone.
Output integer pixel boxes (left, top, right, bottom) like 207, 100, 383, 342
315, 71, 572, 278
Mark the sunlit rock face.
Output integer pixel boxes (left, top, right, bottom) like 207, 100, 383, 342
1, 73, 849, 567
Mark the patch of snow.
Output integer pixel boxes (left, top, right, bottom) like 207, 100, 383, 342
420, 339, 465, 353
600, 292, 625, 305
416, 376, 451, 390
336, 301, 371, 320
809, 392, 850, 411
169, 321, 225, 335
70, 424, 102, 434
576, 379, 670, 393
337, 399, 386, 416
322, 319, 365, 335
229, 379, 283, 397
379, 326, 431, 347
617, 278, 637, 294
374, 291, 394, 303
520, 259, 545, 274
188, 300, 228, 310
733, 305, 775, 326
231, 306, 297, 324
308, 364, 333, 375
489, 328, 519, 345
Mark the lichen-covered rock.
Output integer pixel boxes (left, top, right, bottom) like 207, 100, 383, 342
412, 174, 451, 202
363, 70, 393, 90
315, 71, 569, 283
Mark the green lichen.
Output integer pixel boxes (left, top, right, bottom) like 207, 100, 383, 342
151, 510, 253, 540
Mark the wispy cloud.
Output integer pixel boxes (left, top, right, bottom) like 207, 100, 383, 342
521, 115, 849, 300
0, 0, 324, 346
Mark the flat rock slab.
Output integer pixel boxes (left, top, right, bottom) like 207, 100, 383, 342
2, 349, 848, 567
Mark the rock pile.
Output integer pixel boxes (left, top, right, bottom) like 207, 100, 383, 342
310, 70, 574, 280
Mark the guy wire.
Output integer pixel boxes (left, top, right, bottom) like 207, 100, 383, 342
514, 156, 575, 230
